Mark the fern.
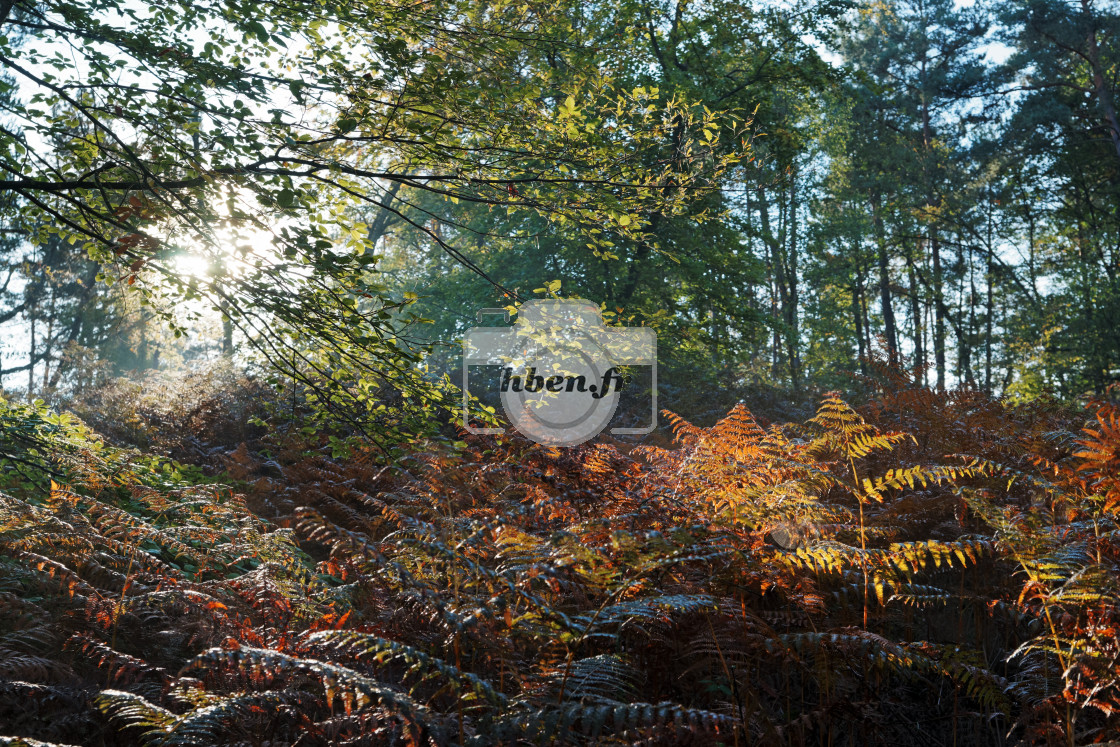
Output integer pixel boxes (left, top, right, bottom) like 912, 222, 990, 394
8, 377, 1120, 743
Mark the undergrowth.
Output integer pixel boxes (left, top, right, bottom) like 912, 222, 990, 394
1, 365, 1119, 745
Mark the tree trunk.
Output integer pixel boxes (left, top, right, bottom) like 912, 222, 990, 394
906, 249, 924, 381
786, 169, 801, 391
870, 191, 898, 364
41, 281, 56, 392
47, 265, 101, 391
931, 232, 945, 390
757, 185, 800, 390
853, 279, 867, 374
919, 47, 946, 390
27, 309, 34, 398
959, 238, 974, 386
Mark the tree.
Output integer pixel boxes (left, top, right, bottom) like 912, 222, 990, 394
0, 0, 740, 436
999, 0, 1120, 393
824, 0, 991, 389
376, 0, 840, 396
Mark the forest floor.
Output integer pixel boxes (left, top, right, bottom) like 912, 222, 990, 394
1, 363, 1118, 746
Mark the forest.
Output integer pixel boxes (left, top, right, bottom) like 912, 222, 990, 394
2, 0, 1120, 744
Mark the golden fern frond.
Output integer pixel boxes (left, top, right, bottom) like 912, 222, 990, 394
661, 409, 706, 446
887, 538, 993, 573
809, 393, 914, 462
887, 582, 955, 608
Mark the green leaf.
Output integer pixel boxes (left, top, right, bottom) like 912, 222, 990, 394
246, 20, 270, 43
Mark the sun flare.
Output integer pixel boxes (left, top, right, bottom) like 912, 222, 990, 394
173, 252, 213, 279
